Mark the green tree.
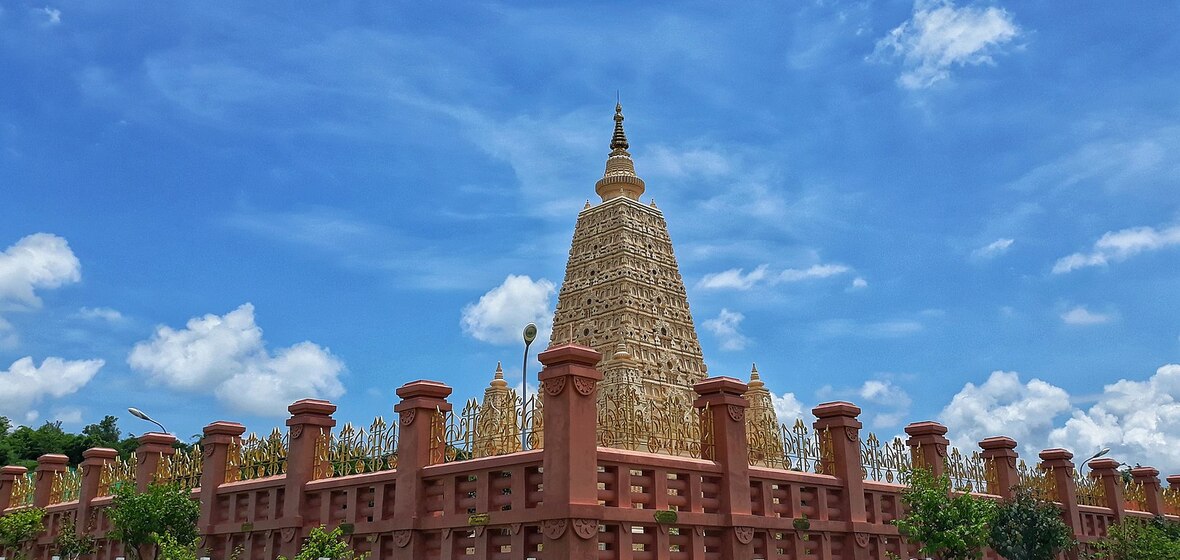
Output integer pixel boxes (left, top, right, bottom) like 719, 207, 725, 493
0, 507, 46, 560
279, 525, 367, 560
1086, 517, 1180, 560
54, 519, 97, 560
894, 467, 996, 560
107, 484, 200, 560
989, 485, 1074, 560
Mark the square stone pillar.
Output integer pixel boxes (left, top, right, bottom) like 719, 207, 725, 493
77, 448, 118, 534
134, 433, 177, 492
904, 422, 949, 478
694, 377, 754, 560
391, 380, 453, 560
1088, 457, 1125, 522
813, 402, 870, 560
280, 399, 337, 557
1039, 449, 1081, 542
34, 454, 70, 507
537, 344, 603, 560
978, 437, 1019, 499
1130, 467, 1164, 515
0, 465, 28, 511
198, 421, 245, 534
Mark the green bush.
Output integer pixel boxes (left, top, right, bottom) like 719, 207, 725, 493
153, 531, 202, 560
894, 467, 996, 560
1085, 517, 1180, 560
0, 507, 45, 560
54, 519, 97, 560
989, 485, 1074, 560
107, 484, 200, 560
279, 525, 367, 560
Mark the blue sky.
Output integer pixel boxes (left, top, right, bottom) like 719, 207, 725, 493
2, 1, 1179, 472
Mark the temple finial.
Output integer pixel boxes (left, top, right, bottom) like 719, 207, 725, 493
610, 102, 629, 151
595, 101, 645, 202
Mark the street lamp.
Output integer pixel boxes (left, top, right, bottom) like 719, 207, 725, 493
128, 407, 168, 434
1081, 447, 1111, 474
521, 323, 538, 449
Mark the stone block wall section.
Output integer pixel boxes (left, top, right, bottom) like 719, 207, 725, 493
1, 343, 1178, 560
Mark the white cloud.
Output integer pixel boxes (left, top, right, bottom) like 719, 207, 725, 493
34, 6, 61, 26
646, 145, 731, 178
817, 319, 924, 338
0, 233, 81, 310
771, 392, 807, 423
77, 306, 125, 323
858, 380, 913, 428
872, 0, 1020, 89
939, 371, 1073, 454
1052, 224, 1180, 274
971, 238, 1014, 260
0, 356, 104, 424
52, 407, 83, 424
1060, 305, 1113, 326
127, 303, 345, 416
1048, 364, 1180, 473
850, 276, 869, 290
698, 265, 769, 290
779, 264, 851, 282
702, 308, 748, 351
461, 275, 555, 345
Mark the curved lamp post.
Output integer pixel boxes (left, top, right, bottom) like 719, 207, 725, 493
521, 322, 538, 449
128, 407, 168, 434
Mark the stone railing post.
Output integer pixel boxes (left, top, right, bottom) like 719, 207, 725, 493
1130, 467, 1164, 515
694, 377, 754, 560
979, 437, 1020, 499
1088, 458, 1125, 522
134, 433, 177, 492
0, 465, 27, 510
1167, 475, 1180, 515
77, 448, 118, 534
33, 454, 69, 507
279, 399, 337, 557
391, 380, 453, 560
813, 402, 870, 560
905, 422, 949, 478
537, 344, 603, 560
1039, 449, 1081, 544
198, 421, 245, 533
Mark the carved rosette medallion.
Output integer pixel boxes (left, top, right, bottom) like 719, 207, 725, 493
205, 445, 216, 458
393, 530, 412, 548
573, 377, 596, 396
543, 377, 567, 397
280, 528, 296, 543
846, 427, 858, 442
573, 518, 597, 539
510, 523, 522, 535
728, 405, 745, 423
542, 519, 568, 539
399, 409, 416, 427
734, 527, 754, 544
936, 443, 948, 458
290, 425, 304, 440
855, 533, 870, 548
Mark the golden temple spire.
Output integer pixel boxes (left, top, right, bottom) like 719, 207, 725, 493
595, 102, 646, 202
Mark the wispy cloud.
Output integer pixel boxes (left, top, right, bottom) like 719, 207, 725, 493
76, 307, 125, 323
871, 0, 1020, 89
971, 238, 1014, 260
698, 263, 851, 290
1053, 223, 1180, 274
817, 319, 924, 338
697, 265, 769, 290
1060, 305, 1114, 326
702, 308, 749, 351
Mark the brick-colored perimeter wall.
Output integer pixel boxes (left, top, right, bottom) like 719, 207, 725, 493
2, 344, 1177, 560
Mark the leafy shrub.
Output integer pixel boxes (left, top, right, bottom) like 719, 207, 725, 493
0, 507, 45, 560
107, 484, 200, 560
1085, 517, 1180, 560
894, 467, 996, 560
153, 531, 202, 560
54, 519, 97, 560
989, 485, 1074, 560
279, 525, 367, 560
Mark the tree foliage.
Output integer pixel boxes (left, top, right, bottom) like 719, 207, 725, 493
989, 485, 1074, 560
54, 519, 97, 560
107, 484, 200, 560
1085, 517, 1180, 560
894, 467, 996, 560
279, 525, 367, 560
0, 415, 194, 469
0, 507, 46, 560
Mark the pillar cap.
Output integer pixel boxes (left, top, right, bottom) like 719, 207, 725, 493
1166, 475, 1180, 486
82, 448, 119, 460
538, 344, 601, 368
203, 421, 246, 437
813, 401, 862, 419
979, 436, 1017, 450
1038, 448, 1074, 461
1, 465, 29, 476
288, 398, 337, 416
904, 421, 948, 437
138, 432, 178, 446
395, 380, 453, 400
1088, 457, 1120, 470
36, 454, 70, 466
693, 376, 748, 397
1130, 466, 1160, 478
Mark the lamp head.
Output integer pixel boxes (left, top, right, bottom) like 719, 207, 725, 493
523, 323, 538, 345
128, 407, 150, 421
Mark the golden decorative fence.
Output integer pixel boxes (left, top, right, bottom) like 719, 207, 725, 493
1018, 460, 1057, 502
432, 392, 544, 465
314, 417, 398, 478
1123, 477, 1147, 511
1075, 472, 1107, 507
98, 453, 135, 497
946, 447, 996, 494
226, 428, 288, 482
596, 388, 714, 460
10, 471, 35, 508
860, 433, 912, 484
155, 445, 203, 490
751, 419, 833, 474
1163, 485, 1180, 515
49, 468, 82, 504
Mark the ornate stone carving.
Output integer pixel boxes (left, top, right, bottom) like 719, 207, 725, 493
728, 405, 745, 423
573, 518, 597, 539
542, 519, 568, 539
856, 533, 870, 548
290, 425, 304, 440
280, 528, 296, 543
399, 409, 416, 427
510, 523, 522, 535
543, 377, 566, 397
393, 530, 412, 548
205, 445, 216, 458
734, 526, 754, 544
573, 376, 596, 396
846, 427, 858, 441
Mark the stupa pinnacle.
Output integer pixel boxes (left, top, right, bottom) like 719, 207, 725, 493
550, 104, 707, 409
